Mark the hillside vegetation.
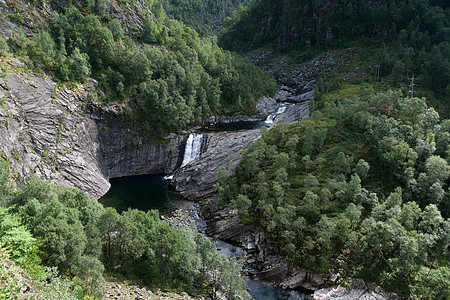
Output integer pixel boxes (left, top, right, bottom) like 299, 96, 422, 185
162, 0, 249, 39
216, 88, 449, 298
1, 0, 276, 134
219, 0, 450, 112
0, 160, 250, 299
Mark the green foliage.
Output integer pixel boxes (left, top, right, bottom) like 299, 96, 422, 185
219, 89, 449, 298
162, 0, 249, 38
220, 0, 450, 110
0, 36, 9, 56
97, 207, 249, 296
27, 3, 276, 133
13, 177, 105, 297
0, 213, 83, 300
0, 169, 249, 298
0, 159, 12, 207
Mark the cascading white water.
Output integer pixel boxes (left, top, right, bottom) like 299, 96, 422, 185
179, 133, 205, 168
164, 133, 206, 180
265, 103, 289, 125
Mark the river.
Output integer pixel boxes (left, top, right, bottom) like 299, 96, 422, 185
100, 103, 312, 299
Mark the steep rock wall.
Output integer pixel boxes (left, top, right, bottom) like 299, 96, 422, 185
171, 129, 261, 200
0, 62, 185, 198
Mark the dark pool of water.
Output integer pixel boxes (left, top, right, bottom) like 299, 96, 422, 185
101, 174, 311, 299
99, 174, 182, 213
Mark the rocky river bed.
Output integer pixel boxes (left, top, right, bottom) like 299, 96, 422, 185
168, 49, 403, 300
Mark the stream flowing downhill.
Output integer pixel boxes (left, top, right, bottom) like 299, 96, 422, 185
191, 204, 311, 300
170, 105, 311, 299
264, 103, 290, 125
101, 104, 311, 299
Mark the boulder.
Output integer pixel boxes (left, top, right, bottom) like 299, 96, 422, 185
254, 263, 290, 286
307, 272, 328, 287
280, 269, 308, 289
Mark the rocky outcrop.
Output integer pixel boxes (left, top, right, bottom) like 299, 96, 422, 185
313, 279, 402, 300
274, 101, 309, 125
0, 62, 185, 198
0, 70, 110, 197
248, 49, 356, 102
0, 57, 279, 198
207, 95, 278, 124
171, 129, 261, 200
252, 262, 330, 291
104, 276, 194, 300
95, 108, 185, 180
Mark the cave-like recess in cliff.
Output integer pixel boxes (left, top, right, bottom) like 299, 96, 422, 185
99, 174, 184, 212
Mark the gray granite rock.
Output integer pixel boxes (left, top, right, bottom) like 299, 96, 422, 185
171, 129, 261, 200
207, 95, 278, 124
0, 72, 185, 198
313, 278, 402, 300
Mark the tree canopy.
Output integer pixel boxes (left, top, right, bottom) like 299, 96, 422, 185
217, 90, 449, 298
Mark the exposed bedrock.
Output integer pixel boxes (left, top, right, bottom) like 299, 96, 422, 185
0, 68, 185, 198
171, 129, 261, 200
0, 63, 276, 198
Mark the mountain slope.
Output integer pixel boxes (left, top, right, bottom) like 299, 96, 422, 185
1, 0, 276, 134
162, 0, 249, 38
219, 0, 450, 112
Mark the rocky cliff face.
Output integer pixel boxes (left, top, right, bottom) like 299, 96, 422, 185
95, 107, 185, 182
171, 129, 261, 200
0, 59, 185, 198
248, 48, 356, 101
0, 56, 277, 198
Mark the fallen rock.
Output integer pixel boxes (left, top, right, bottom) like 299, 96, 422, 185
308, 272, 328, 287
254, 263, 290, 286
279, 269, 308, 289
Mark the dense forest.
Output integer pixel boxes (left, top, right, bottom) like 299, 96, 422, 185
162, 0, 249, 39
219, 0, 450, 112
4, 0, 276, 134
216, 89, 449, 298
1, 0, 449, 299
0, 160, 250, 299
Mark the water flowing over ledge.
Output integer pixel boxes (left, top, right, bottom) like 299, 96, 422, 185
164, 133, 207, 180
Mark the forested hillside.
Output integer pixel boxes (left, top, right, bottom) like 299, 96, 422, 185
1, 0, 449, 299
162, 0, 249, 38
220, 0, 450, 112
1, 0, 275, 134
216, 88, 449, 298
0, 160, 249, 299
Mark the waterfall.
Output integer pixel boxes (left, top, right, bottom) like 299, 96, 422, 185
164, 133, 207, 180
179, 133, 206, 169
265, 103, 289, 125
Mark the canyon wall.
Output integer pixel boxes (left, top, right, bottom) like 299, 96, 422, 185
0, 61, 185, 198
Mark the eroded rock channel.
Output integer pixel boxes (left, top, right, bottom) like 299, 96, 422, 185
0, 53, 397, 299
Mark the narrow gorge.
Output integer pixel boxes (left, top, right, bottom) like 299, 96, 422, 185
1, 1, 448, 299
